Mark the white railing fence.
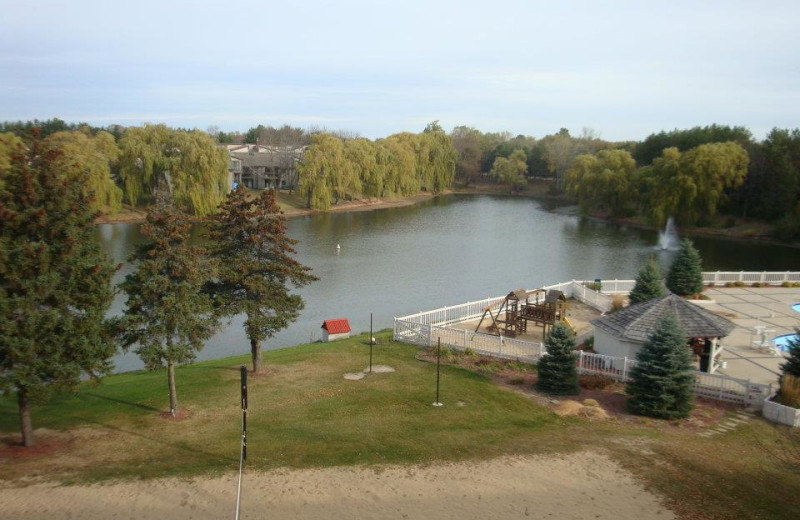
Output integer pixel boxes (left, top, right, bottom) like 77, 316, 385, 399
703, 271, 800, 285
576, 351, 772, 409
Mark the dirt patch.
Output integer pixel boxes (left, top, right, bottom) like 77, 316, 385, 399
344, 365, 396, 380
0, 429, 73, 462
159, 409, 191, 421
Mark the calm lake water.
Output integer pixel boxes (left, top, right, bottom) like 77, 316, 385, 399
98, 195, 800, 372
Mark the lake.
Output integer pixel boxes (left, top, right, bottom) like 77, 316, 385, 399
98, 194, 800, 372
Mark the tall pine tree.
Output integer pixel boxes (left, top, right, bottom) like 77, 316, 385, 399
207, 187, 316, 373
626, 312, 695, 419
629, 258, 666, 305
536, 322, 579, 395
666, 239, 704, 296
0, 134, 117, 446
118, 198, 217, 414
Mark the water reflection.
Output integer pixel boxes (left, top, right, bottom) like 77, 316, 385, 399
96, 194, 800, 372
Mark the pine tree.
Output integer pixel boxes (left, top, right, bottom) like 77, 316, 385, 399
780, 328, 800, 378
666, 238, 704, 296
629, 258, 666, 305
0, 133, 117, 446
207, 187, 317, 373
626, 312, 695, 419
118, 198, 218, 414
536, 322, 579, 395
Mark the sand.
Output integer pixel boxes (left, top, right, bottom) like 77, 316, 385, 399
0, 451, 674, 520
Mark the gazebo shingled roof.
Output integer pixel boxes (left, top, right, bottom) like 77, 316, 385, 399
591, 294, 735, 343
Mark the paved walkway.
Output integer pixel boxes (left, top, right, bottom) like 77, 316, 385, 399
702, 287, 800, 387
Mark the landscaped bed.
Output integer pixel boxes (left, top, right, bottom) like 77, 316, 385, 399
1, 332, 798, 520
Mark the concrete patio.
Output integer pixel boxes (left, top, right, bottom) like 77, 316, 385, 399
702, 287, 800, 386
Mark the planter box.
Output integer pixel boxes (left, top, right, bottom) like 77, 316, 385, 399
763, 393, 800, 427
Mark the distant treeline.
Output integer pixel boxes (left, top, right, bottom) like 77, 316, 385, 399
2, 120, 799, 240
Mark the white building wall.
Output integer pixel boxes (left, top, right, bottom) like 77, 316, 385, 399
322, 330, 351, 342
594, 328, 641, 359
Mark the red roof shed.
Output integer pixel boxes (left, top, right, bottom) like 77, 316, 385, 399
322, 318, 351, 335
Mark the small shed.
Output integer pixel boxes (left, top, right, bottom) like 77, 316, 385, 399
321, 318, 351, 342
591, 294, 735, 373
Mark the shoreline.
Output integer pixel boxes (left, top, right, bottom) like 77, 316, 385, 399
93, 185, 800, 248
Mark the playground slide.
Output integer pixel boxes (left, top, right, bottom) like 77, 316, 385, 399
562, 317, 576, 333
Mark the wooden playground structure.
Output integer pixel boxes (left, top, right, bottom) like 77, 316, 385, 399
475, 288, 572, 338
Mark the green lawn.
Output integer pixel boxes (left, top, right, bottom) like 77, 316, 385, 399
2, 332, 799, 520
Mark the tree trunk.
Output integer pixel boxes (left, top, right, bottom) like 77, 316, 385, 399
18, 388, 34, 447
251, 338, 262, 373
167, 361, 178, 414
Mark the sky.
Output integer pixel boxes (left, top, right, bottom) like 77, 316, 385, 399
1, 0, 798, 141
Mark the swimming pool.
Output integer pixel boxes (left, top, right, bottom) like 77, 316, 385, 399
793, 303, 800, 313
775, 333, 798, 352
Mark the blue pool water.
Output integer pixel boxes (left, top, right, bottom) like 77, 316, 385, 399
793, 303, 800, 313
775, 334, 798, 351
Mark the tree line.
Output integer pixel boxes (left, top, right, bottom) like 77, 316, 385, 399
1, 134, 315, 446
298, 122, 456, 210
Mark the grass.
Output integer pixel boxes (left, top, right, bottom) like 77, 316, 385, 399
2, 331, 799, 519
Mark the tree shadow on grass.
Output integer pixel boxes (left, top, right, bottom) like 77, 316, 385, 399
82, 393, 161, 413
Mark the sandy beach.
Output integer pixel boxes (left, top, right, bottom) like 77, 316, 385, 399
0, 451, 674, 520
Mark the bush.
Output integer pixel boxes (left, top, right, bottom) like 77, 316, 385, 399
584, 282, 601, 291
751, 282, 766, 288
579, 373, 615, 390
778, 375, 800, 408
611, 294, 626, 312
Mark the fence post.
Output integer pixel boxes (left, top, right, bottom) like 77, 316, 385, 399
428, 325, 433, 347
622, 357, 628, 381
463, 329, 468, 349
539, 342, 544, 357
761, 271, 766, 283
578, 350, 584, 374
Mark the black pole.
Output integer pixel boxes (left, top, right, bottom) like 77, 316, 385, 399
435, 338, 441, 405
240, 364, 248, 461
369, 312, 373, 373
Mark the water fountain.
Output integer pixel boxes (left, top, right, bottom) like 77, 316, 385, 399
657, 217, 679, 251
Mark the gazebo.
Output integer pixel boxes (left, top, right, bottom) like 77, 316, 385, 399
591, 294, 736, 373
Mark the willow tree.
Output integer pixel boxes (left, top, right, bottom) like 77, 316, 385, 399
207, 187, 317, 373
381, 133, 419, 196
645, 143, 748, 225
298, 133, 345, 209
42, 130, 123, 215
422, 121, 456, 193
566, 149, 638, 217
117, 124, 228, 216
345, 138, 377, 197
118, 200, 218, 414
1, 135, 117, 446
490, 148, 528, 191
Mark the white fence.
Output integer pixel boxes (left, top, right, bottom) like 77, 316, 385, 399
576, 351, 773, 408
703, 271, 800, 285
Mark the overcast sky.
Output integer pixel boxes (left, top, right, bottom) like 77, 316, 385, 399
1, 0, 798, 140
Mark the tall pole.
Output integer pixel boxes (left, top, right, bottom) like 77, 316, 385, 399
433, 338, 443, 406
369, 312, 373, 373
235, 365, 248, 520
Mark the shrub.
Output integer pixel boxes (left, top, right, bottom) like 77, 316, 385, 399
611, 294, 626, 312
725, 282, 736, 288
778, 375, 800, 408
782, 281, 793, 288
751, 282, 766, 288
780, 328, 800, 379
579, 373, 615, 390
584, 282, 601, 291
734, 280, 746, 287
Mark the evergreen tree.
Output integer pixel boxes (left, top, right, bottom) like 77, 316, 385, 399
629, 258, 666, 305
118, 198, 218, 414
666, 239, 704, 296
0, 134, 117, 446
626, 313, 694, 419
536, 322, 579, 395
207, 187, 317, 373
780, 328, 800, 379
